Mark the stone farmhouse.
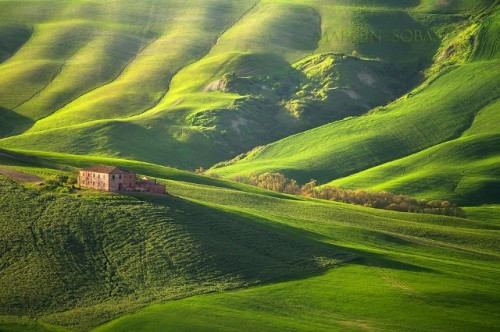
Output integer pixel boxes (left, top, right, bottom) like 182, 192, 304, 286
78, 165, 166, 194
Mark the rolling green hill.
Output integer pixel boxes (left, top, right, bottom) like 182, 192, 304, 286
0, 0, 499, 331
210, 1, 500, 206
0, 0, 488, 195
0, 0, 450, 169
0, 175, 349, 330
330, 97, 500, 205
210, 61, 499, 195
0, 151, 499, 331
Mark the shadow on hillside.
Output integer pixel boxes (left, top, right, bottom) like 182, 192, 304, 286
345, 251, 435, 272
280, 223, 437, 273
0, 25, 32, 64
140, 193, 436, 276
355, 11, 439, 66
0, 106, 33, 138
291, 234, 436, 274
0, 176, 437, 329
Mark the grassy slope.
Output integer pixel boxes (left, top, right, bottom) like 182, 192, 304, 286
0, 0, 439, 169
211, 3, 500, 206
0, 148, 299, 199
330, 8, 500, 204
331, 102, 500, 205
99, 174, 499, 331
211, 61, 498, 180
0, 151, 499, 331
0, 0, 257, 132
23, 3, 260, 132
0, 173, 349, 330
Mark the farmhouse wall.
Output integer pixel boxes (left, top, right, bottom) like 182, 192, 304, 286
78, 166, 166, 194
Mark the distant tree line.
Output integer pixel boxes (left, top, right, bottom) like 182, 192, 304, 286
231, 172, 464, 217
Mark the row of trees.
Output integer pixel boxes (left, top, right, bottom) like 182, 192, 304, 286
232, 172, 465, 217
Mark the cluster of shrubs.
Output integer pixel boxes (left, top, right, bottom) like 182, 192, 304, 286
232, 172, 464, 217
39, 174, 77, 193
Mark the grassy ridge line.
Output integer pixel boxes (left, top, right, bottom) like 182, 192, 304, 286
0, 9, 438, 169
165, 180, 500, 257
127, 1, 275, 119
18, 31, 156, 133
165, 179, 499, 232
326, 9, 500, 203
471, 9, 500, 61
2, 1, 258, 133
211, 61, 498, 179
206, 1, 321, 62
4, 147, 498, 236
123, 0, 263, 120
0, 148, 298, 200
200, 2, 498, 181
137, 1, 434, 112
330, 133, 500, 204
2, 147, 498, 250
0, 1, 440, 170
2, 1, 438, 127
0, 22, 96, 111
12, 42, 83, 113
22, 31, 166, 131
155, 0, 437, 105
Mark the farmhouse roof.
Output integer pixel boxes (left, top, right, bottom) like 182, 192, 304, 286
81, 165, 134, 174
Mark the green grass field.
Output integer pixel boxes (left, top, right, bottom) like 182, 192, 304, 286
93, 262, 500, 332
210, 61, 499, 179
209, 1, 500, 207
0, 0, 499, 331
0, 150, 498, 331
0, 0, 452, 169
